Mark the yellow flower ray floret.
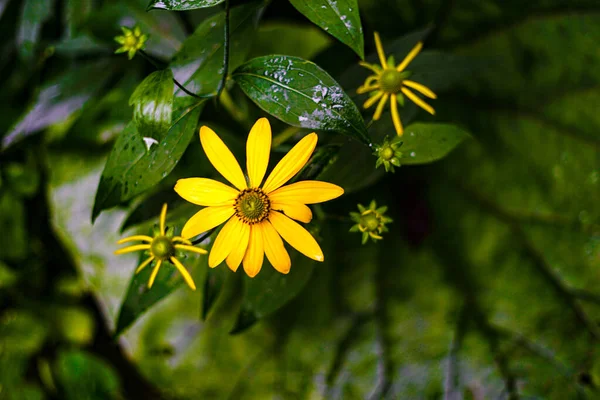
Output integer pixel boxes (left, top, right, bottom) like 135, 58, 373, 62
115, 203, 207, 290
175, 118, 344, 277
357, 32, 438, 136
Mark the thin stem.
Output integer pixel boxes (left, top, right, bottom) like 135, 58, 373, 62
139, 50, 211, 100
215, 0, 231, 98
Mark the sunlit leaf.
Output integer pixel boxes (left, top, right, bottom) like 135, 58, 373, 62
147, 0, 225, 11
289, 0, 363, 59
129, 69, 174, 142
233, 55, 370, 145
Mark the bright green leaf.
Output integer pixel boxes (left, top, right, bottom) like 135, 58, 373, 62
147, 0, 225, 11
129, 69, 174, 142
233, 55, 370, 145
289, 0, 364, 59
91, 100, 204, 221
393, 123, 470, 165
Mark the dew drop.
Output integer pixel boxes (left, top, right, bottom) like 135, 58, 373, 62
410, 152, 416, 157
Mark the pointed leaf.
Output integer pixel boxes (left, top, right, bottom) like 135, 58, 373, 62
129, 69, 174, 142
289, 0, 364, 58
147, 0, 225, 11
233, 55, 370, 145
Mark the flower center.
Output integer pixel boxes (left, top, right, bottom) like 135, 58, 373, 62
235, 188, 270, 224
124, 35, 137, 48
360, 212, 381, 232
151, 236, 175, 260
380, 146, 394, 161
379, 69, 411, 94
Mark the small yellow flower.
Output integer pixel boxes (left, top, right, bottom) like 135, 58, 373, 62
349, 201, 393, 244
114, 26, 147, 60
358, 32, 437, 136
115, 203, 206, 290
174, 118, 344, 277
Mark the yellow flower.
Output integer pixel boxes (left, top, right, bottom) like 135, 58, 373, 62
114, 26, 147, 60
174, 118, 344, 278
114, 203, 206, 290
358, 32, 437, 136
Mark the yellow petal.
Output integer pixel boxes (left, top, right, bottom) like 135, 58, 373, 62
226, 218, 250, 272
114, 244, 150, 255
262, 133, 318, 193
159, 203, 167, 235
246, 118, 271, 188
175, 178, 238, 206
271, 202, 312, 223
401, 87, 435, 115
148, 260, 162, 288
136, 256, 154, 274
390, 94, 404, 136
209, 216, 248, 268
170, 256, 197, 290
243, 225, 264, 277
403, 80, 437, 99
174, 244, 208, 255
363, 91, 384, 109
269, 181, 344, 204
269, 211, 323, 262
396, 41, 423, 72
200, 125, 247, 190
373, 94, 389, 121
261, 221, 291, 274
117, 235, 153, 244
356, 84, 379, 95
373, 32, 387, 68
181, 205, 234, 239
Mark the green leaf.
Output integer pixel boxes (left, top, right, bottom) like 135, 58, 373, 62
0, 192, 28, 261
202, 262, 228, 320
249, 23, 332, 61
2, 60, 118, 150
289, 0, 364, 58
16, 0, 54, 61
114, 248, 208, 336
233, 55, 370, 145
170, 1, 263, 96
91, 100, 204, 221
54, 350, 120, 400
147, 0, 225, 11
388, 123, 470, 165
129, 69, 174, 142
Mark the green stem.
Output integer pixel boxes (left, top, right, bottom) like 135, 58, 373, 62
272, 126, 301, 148
215, 0, 231, 98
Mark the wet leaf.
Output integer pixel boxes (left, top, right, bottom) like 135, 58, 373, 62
170, 1, 263, 96
92, 99, 204, 221
289, 0, 364, 59
2, 60, 118, 150
147, 0, 225, 11
233, 55, 370, 145
249, 22, 331, 60
129, 69, 174, 142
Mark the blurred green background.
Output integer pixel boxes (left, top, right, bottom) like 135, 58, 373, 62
1, 0, 599, 399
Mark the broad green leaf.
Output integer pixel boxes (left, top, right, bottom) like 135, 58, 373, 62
233, 55, 370, 145
92, 99, 204, 221
129, 69, 174, 142
387, 123, 470, 165
147, 0, 225, 11
202, 261, 228, 319
16, 0, 54, 60
289, 0, 364, 58
2, 60, 118, 150
54, 350, 120, 400
170, 1, 263, 96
